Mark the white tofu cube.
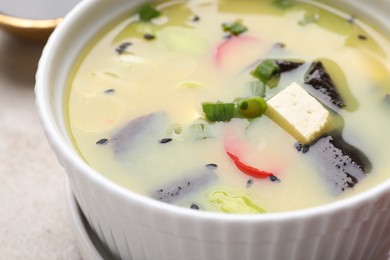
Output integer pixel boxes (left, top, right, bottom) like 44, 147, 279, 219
266, 82, 330, 144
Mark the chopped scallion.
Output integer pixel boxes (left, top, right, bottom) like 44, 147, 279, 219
272, 0, 294, 9
249, 81, 266, 98
251, 59, 281, 88
202, 96, 267, 122
139, 3, 160, 22
202, 102, 235, 122
298, 13, 320, 26
238, 97, 267, 119
187, 123, 208, 140
222, 20, 248, 36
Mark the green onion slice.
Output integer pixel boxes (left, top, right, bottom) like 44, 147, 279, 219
222, 20, 248, 36
272, 0, 295, 9
298, 12, 320, 26
249, 81, 266, 98
238, 97, 267, 119
202, 102, 235, 122
202, 96, 267, 122
251, 59, 281, 88
187, 123, 208, 140
139, 3, 160, 22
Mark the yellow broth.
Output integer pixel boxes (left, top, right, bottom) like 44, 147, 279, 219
67, 0, 390, 213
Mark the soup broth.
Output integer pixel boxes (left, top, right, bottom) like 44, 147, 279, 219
67, 0, 390, 213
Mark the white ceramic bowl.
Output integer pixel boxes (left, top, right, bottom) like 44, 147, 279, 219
65, 177, 114, 260
36, 0, 390, 259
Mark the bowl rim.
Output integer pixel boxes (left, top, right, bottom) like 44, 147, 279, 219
35, 0, 390, 223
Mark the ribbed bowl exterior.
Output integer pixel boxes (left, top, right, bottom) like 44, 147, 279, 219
35, 0, 390, 259
65, 155, 390, 260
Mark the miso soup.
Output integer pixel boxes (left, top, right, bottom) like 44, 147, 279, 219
67, 0, 390, 213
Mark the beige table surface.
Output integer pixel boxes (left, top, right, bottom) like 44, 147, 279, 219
0, 30, 82, 259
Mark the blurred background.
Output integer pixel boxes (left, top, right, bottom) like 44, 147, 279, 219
0, 0, 82, 259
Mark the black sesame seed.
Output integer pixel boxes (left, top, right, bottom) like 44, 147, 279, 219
206, 163, 218, 169
223, 34, 233, 39
144, 33, 156, 40
192, 15, 200, 22
246, 178, 254, 188
294, 142, 302, 152
301, 144, 310, 153
104, 89, 115, 94
159, 138, 172, 144
358, 35, 367, 40
347, 16, 355, 24
295, 143, 310, 153
190, 203, 200, 210
96, 138, 109, 145
115, 42, 132, 54
269, 175, 280, 182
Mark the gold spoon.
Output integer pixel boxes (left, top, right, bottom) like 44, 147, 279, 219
0, 13, 61, 42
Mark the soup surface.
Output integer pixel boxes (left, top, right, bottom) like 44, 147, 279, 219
67, 0, 390, 213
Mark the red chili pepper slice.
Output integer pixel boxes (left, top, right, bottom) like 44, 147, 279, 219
226, 151, 274, 179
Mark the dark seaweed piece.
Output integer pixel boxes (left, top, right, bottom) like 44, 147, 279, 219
274, 60, 304, 73
96, 138, 109, 145
115, 42, 132, 54
110, 112, 167, 155
304, 61, 345, 109
303, 131, 371, 194
151, 169, 217, 203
